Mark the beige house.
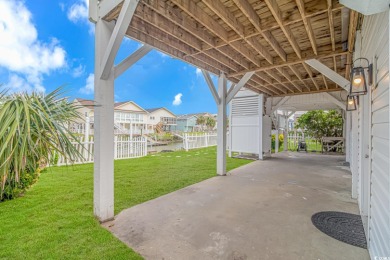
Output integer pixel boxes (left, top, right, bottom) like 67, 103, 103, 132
72, 98, 151, 135
145, 107, 177, 132
72, 99, 177, 135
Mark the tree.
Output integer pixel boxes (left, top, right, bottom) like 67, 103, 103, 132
205, 117, 216, 131
295, 110, 343, 140
196, 116, 206, 131
0, 88, 82, 200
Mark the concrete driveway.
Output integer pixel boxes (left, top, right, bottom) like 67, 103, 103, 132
107, 152, 370, 260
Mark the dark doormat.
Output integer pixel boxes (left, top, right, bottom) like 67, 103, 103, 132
311, 211, 367, 249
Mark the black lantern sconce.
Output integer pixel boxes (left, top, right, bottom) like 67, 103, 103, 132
346, 95, 357, 111
349, 58, 373, 96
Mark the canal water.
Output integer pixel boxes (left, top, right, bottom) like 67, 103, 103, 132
148, 141, 184, 153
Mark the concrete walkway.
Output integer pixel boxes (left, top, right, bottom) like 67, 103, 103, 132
107, 152, 370, 260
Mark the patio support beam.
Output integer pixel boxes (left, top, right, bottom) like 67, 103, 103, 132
226, 72, 255, 103
100, 0, 139, 80
305, 59, 349, 90
93, 16, 115, 222
114, 44, 153, 79
201, 69, 221, 105
322, 93, 346, 110
271, 96, 290, 114
217, 73, 228, 176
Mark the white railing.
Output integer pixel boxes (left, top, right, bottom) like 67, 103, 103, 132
287, 134, 321, 151
57, 135, 147, 166
183, 132, 217, 151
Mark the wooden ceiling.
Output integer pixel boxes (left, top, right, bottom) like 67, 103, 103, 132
104, 0, 359, 97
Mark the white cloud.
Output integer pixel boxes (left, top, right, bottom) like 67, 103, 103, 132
72, 64, 85, 78
0, 0, 66, 92
196, 68, 202, 77
172, 93, 183, 106
79, 73, 94, 95
67, 0, 94, 34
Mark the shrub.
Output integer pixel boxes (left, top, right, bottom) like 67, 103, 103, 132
271, 134, 284, 150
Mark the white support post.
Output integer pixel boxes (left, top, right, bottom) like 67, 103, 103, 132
228, 102, 233, 157
258, 94, 264, 160
284, 112, 288, 151
84, 116, 90, 142
217, 73, 227, 176
345, 111, 351, 162
93, 17, 115, 222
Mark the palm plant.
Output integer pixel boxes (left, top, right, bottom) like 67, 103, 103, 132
0, 88, 83, 200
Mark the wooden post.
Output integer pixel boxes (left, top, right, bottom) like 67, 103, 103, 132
93, 17, 115, 222
217, 73, 227, 176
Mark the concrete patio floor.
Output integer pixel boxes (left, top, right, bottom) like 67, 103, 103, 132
107, 152, 370, 260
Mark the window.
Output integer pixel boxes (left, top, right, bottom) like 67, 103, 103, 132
150, 116, 155, 120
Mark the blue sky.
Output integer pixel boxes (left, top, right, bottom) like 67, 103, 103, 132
0, 0, 220, 114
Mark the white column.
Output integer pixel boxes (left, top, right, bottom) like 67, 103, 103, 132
228, 102, 233, 157
217, 73, 227, 176
258, 94, 264, 160
94, 18, 115, 222
345, 111, 351, 162
284, 113, 288, 151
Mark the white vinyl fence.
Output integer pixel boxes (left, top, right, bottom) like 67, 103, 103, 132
287, 133, 320, 151
57, 135, 147, 166
183, 132, 217, 151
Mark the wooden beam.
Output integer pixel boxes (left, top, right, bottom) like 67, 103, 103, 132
202, 69, 221, 105
226, 72, 255, 103
100, 0, 139, 80
302, 62, 320, 90
114, 44, 152, 78
170, 0, 262, 68
264, 0, 302, 59
322, 75, 329, 90
203, 0, 273, 64
288, 65, 311, 91
327, 0, 336, 51
232, 0, 287, 61
276, 67, 303, 92
345, 10, 359, 79
305, 59, 349, 90
295, 0, 317, 55
272, 88, 343, 97
229, 49, 348, 77
263, 71, 292, 94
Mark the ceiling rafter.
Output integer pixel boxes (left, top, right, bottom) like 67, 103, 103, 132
327, 0, 336, 51
295, 0, 318, 55
276, 67, 303, 92
202, 0, 273, 64
302, 62, 320, 90
288, 65, 311, 91
170, 0, 263, 68
264, 0, 302, 59
232, 0, 287, 61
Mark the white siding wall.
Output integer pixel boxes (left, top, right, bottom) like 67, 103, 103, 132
354, 10, 390, 258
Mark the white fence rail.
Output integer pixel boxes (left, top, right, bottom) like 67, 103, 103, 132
287, 134, 320, 151
183, 132, 217, 151
57, 136, 147, 166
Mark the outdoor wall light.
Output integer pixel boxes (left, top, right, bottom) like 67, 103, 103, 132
346, 95, 357, 111
349, 58, 372, 96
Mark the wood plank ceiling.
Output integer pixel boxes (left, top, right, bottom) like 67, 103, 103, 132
104, 0, 359, 97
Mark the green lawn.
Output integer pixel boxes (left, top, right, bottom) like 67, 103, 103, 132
0, 147, 251, 260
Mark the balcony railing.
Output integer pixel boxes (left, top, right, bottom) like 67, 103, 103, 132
161, 117, 177, 125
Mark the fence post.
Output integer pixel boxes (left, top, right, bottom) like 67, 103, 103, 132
205, 133, 208, 147
114, 136, 118, 159
84, 116, 90, 143
185, 133, 189, 151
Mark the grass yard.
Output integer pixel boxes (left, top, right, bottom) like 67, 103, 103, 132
0, 147, 251, 260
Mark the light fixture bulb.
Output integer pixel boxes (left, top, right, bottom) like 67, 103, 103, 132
353, 77, 362, 85
348, 100, 354, 105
